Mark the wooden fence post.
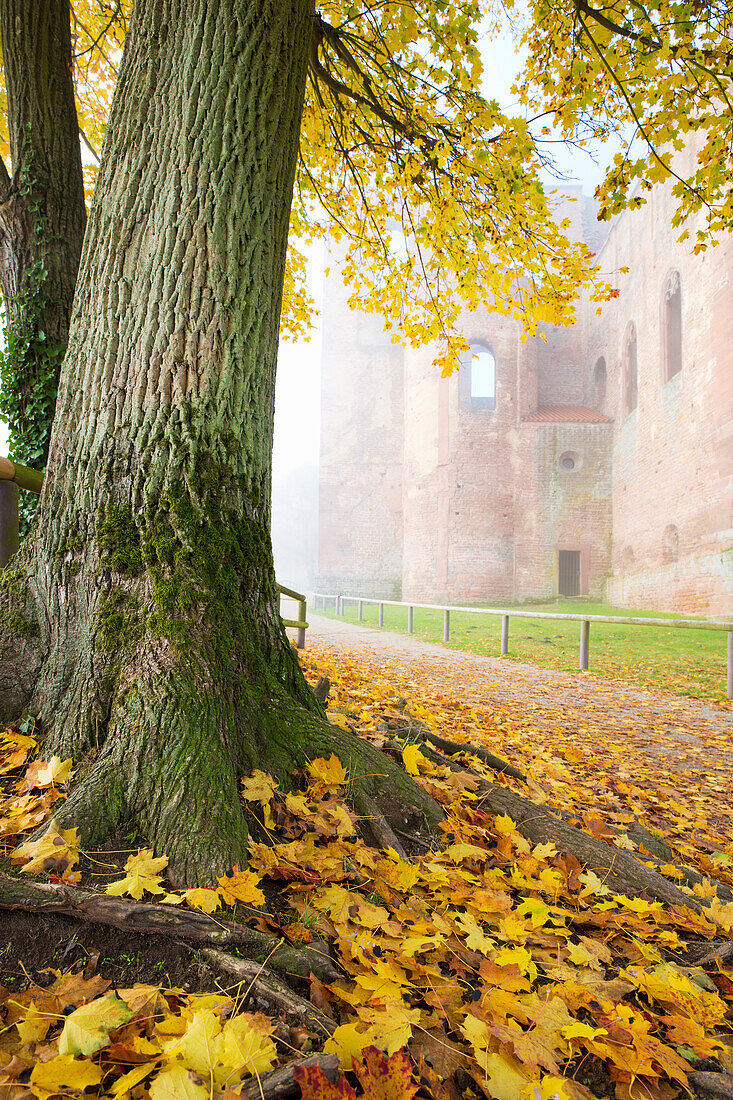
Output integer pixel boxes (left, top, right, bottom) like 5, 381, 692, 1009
407, 606, 413, 634
297, 598, 306, 650
358, 600, 363, 622
500, 614, 509, 656
0, 480, 19, 567
580, 620, 590, 670
443, 609, 450, 643
378, 602, 384, 627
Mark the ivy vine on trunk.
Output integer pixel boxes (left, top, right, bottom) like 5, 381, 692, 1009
0, 0, 86, 530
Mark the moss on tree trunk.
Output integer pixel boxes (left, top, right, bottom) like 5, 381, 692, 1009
0, 0, 441, 884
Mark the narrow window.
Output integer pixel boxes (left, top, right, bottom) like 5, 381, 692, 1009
463, 342, 496, 410
663, 272, 682, 380
624, 324, 638, 417
593, 357, 607, 410
662, 524, 679, 563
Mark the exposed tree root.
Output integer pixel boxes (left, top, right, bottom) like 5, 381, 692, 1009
352, 790, 409, 859
413, 743, 703, 911
240, 1054, 339, 1099
199, 948, 336, 1035
694, 941, 733, 968
0, 872, 341, 981
421, 729, 528, 782
313, 676, 330, 704
688, 1070, 733, 1099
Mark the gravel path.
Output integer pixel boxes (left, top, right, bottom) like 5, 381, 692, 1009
304, 613, 733, 770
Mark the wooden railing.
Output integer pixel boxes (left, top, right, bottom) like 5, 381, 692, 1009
0, 457, 308, 649
312, 591, 733, 698
277, 584, 308, 649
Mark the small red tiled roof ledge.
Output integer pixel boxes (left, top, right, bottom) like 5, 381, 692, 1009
522, 405, 614, 424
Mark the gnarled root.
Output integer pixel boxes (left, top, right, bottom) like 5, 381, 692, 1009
0, 871, 341, 982
415, 742, 703, 911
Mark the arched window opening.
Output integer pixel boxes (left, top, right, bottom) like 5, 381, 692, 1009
621, 546, 635, 572
662, 524, 679, 564
663, 272, 682, 380
463, 342, 496, 410
624, 324, 638, 417
593, 357, 607, 410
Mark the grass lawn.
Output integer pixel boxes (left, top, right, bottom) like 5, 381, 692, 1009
315, 597, 730, 702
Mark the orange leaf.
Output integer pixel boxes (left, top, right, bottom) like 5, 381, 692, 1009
294, 1063, 356, 1099
352, 1047, 419, 1100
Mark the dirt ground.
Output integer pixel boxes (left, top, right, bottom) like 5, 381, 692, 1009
0, 909, 224, 993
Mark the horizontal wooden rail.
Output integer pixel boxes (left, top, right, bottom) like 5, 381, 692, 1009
0, 456, 44, 495
312, 591, 733, 698
277, 585, 308, 649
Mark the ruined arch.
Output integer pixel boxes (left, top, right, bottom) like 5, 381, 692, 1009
662, 523, 679, 563
462, 340, 496, 410
663, 271, 682, 381
623, 323, 638, 417
593, 356, 607, 411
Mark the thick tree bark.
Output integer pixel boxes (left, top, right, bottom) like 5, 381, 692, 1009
0, 0, 86, 471
0, 0, 440, 884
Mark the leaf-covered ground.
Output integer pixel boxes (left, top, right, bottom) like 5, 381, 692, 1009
1, 639, 732, 1100
317, 598, 731, 701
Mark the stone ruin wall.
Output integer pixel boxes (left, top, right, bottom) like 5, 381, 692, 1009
317, 169, 733, 615
586, 145, 733, 615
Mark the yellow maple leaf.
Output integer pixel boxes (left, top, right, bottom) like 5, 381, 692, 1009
58, 992, 135, 1056
494, 944, 537, 980
21, 756, 72, 789
216, 865, 265, 907
148, 1064, 209, 1100
16, 1002, 53, 1045
105, 849, 168, 900
183, 888, 221, 914
29, 1055, 103, 1099
356, 999, 422, 1054
11, 820, 80, 878
324, 1021, 374, 1071
109, 1063, 156, 1097
308, 754, 348, 788
402, 744, 428, 775
328, 712, 352, 731
524, 1076, 574, 1099
707, 897, 733, 931
240, 769, 278, 804
562, 1022, 609, 1043
213, 1012, 277, 1083
494, 813, 517, 836
454, 911, 495, 953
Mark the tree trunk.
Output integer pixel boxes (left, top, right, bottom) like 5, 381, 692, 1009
0, 0, 87, 475
0, 0, 440, 884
